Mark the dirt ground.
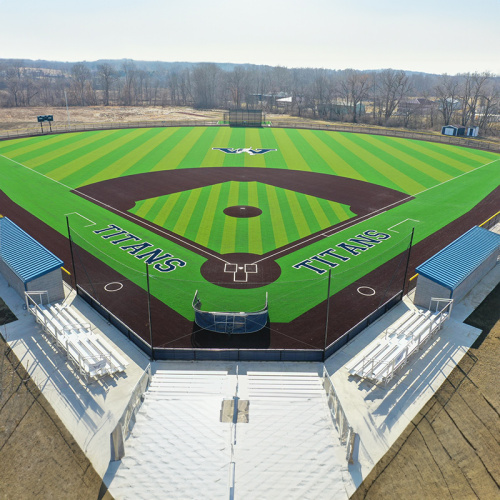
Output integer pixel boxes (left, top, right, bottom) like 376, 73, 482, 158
351, 284, 500, 500
0, 105, 315, 131
0, 302, 113, 500
0, 283, 499, 499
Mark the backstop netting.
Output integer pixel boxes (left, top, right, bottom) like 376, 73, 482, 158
192, 290, 268, 334
224, 109, 264, 127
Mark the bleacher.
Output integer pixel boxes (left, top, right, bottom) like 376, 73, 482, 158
25, 291, 128, 383
348, 298, 453, 385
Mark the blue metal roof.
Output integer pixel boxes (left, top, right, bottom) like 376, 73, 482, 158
0, 217, 63, 284
416, 226, 500, 291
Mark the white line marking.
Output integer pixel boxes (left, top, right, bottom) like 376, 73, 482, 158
2, 152, 499, 268
253, 156, 500, 265
388, 218, 420, 233
65, 212, 96, 227
0, 153, 229, 264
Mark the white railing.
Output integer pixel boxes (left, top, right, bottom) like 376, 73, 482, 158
349, 299, 454, 385
25, 291, 128, 383
323, 367, 357, 463
110, 363, 152, 461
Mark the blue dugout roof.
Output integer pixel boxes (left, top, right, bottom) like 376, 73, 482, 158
0, 216, 63, 284
416, 226, 500, 291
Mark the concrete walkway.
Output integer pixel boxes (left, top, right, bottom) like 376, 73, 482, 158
0, 278, 150, 476
1, 260, 498, 499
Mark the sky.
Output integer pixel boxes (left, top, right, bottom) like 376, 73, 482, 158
1, 0, 499, 75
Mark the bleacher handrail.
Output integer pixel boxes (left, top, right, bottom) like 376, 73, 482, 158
25, 291, 127, 383
323, 366, 357, 463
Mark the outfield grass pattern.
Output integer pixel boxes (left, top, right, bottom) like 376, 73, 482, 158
0, 126, 499, 323
129, 181, 355, 255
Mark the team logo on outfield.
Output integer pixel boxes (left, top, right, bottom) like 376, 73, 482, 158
212, 147, 277, 156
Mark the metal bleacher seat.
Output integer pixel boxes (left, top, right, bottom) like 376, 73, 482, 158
26, 292, 128, 383
348, 301, 452, 385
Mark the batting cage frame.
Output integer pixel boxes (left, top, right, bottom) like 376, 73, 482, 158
224, 109, 264, 127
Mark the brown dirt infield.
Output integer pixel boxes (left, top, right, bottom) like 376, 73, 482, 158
0, 185, 498, 351
223, 205, 262, 218
74, 167, 413, 289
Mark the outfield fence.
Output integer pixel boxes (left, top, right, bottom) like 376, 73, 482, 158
1, 117, 500, 152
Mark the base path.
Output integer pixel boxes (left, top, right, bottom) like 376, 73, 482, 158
0, 186, 498, 351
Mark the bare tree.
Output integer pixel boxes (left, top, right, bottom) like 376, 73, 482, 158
5, 60, 24, 106
459, 72, 491, 127
339, 70, 370, 123
71, 63, 91, 106
379, 69, 412, 124
97, 63, 116, 106
192, 63, 220, 109
121, 60, 137, 106
435, 74, 460, 125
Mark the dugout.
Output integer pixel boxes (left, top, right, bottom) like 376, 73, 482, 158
413, 226, 500, 308
0, 216, 64, 304
224, 109, 264, 127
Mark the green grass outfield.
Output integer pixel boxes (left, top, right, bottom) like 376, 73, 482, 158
0, 126, 499, 323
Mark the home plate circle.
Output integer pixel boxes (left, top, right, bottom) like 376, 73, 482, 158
357, 286, 376, 296
104, 282, 123, 292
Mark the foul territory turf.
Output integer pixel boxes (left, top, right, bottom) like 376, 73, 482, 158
0, 126, 499, 350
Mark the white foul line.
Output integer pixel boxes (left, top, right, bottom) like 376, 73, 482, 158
0, 153, 229, 264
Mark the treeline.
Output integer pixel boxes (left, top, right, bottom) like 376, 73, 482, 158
0, 59, 499, 133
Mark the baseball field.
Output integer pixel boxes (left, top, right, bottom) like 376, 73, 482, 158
0, 126, 499, 350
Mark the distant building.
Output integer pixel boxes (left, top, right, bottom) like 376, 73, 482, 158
397, 97, 436, 115
441, 125, 466, 136
467, 126, 479, 137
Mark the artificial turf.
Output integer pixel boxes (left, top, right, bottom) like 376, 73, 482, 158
0, 126, 498, 322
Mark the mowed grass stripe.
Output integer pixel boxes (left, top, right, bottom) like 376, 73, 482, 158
265, 185, 290, 248
285, 191, 313, 238
220, 182, 240, 253
0, 133, 68, 155
0, 132, 95, 159
390, 137, 499, 171
371, 136, 470, 178
199, 127, 233, 166
271, 129, 312, 171
45, 128, 150, 183
284, 129, 338, 175
324, 199, 353, 222
275, 188, 300, 242
302, 196, 335, 230
132, 197, 158, 219
208, 183, 231, 252
15, 130, 121, 168
315, 132, 403, 190
176, 127, 221, 169
350, 134, 450, 187
153, 192, 183, 228
303, 130, 367, 180
162, 191, 192, 229
243, 129, 267, 168
183, 186, 212, 244
172, 188, 203, 235
121, 127, 192, 176
247, 182, 263, 255
195, 184, 222, 247
150, 127, 201, 171
257, 128, 288, 169
223, 128, 246, 167
81, 128, 168, 185
234, 182, 250, 253
333, 133, 425, 194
